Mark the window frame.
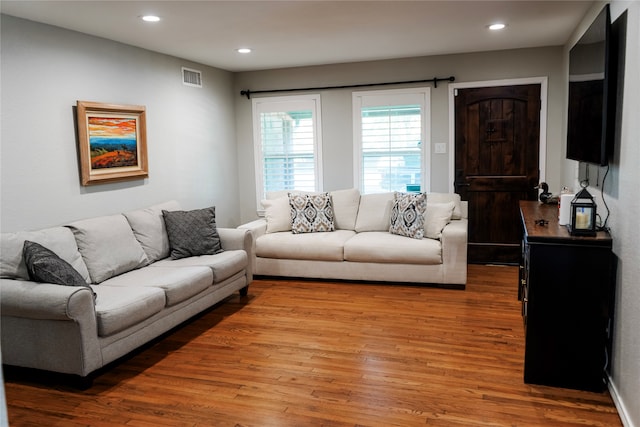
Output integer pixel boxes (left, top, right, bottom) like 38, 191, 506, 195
352, 87, 431, 194
252, 94, 323, 213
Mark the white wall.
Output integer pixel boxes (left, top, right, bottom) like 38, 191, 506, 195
563, 3, 640, 427
0, 15, 239, 231
234, 47, 565, 223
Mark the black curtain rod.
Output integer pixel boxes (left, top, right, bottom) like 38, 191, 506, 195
240, 76, 455, 99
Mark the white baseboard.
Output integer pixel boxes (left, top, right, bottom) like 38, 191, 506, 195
608, 374, 635, 427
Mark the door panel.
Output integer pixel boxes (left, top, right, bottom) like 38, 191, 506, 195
455, 85, 541, 264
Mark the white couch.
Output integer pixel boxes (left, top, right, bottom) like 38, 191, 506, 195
0, 201, 253, 381
239, 189, 468, 287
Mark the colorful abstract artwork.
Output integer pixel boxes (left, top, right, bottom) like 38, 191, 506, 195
76, 101, 148, 185
88, 116, 138, 169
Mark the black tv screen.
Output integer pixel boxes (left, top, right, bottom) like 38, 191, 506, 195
567, 4, 614, 166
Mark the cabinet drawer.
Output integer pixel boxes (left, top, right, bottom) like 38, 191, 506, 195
520, 239, 530, 326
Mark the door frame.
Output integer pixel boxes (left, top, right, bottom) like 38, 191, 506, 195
447, 77, 548, 193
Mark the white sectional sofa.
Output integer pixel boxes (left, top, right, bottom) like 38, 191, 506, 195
239, 189, 468, 287
0, 201, 253, 381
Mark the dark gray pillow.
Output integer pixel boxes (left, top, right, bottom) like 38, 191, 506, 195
162, 206, 223, 260
22, 240, 96, 299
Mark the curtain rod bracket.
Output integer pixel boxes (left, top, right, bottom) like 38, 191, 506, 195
241, 90, 251, 99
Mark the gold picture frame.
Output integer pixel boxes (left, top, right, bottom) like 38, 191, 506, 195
76, 101, 148, 185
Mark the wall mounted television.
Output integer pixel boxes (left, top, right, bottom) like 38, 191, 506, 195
566, 4, 618, 166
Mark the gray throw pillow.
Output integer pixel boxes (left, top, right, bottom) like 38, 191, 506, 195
162, 206, 224, 260
22, 240, 96, 299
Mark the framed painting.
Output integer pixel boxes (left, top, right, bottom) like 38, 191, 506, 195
76, 101, 149, 185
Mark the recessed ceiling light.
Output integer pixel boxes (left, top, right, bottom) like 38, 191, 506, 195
237, 48, 252, 54
488, 23, 506, 31
141, 15, 160, 22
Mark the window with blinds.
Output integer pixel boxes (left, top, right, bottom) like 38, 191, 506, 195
252, 95, 322, 208
353, 88, 430, 194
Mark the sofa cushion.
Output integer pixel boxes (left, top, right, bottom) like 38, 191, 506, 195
152, 250, 248, 283
261, 197, 291, 233
123, 200, 181, 262
100, 266, 212, 306
389, 192, 427, 239
289, 192, 335, 233
354, 192, 394, 232
162, 207, 223, 260
256, 230, 355, 261
330, 188, 360, 230
22, 241, 96, 299
1, 227, 91, 282
67, 215, 149, 284
344, 232, 442, 265
424, 202, 455, 240
93, 285, 166, 336
427, 192, 464, 220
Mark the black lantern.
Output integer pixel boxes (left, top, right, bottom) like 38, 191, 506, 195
567, 186, 597, 236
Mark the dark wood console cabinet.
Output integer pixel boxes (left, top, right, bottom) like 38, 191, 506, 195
519, 201, 614, 392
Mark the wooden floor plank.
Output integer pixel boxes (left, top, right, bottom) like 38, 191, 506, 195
4, 265, 622, 426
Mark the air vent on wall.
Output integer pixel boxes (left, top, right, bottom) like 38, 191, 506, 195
182, 67, 202, 88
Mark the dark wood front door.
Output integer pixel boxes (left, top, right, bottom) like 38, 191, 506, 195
454, 84, 541, 264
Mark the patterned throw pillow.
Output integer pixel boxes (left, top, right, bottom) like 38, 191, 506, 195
389, 192, 427, 239
22, 240, 96, 299
162, 206, 224, 259
289, 192, 335, 234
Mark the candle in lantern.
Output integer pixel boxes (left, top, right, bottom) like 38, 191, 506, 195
576, 209, 590, 229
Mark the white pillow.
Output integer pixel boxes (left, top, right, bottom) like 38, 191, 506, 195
354, 192, 394, 232
261, 196, 291, 233
424, 202, 456, 240
67, 214, 149, 283
265, 190, 293, 200
427, 192, 463, 220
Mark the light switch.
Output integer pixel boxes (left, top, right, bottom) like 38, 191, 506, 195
435, 143, 447, 154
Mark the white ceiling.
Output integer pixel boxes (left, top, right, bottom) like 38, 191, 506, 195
0, 1, 595, 72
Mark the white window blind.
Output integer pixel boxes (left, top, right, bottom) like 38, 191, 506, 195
252, 95, 322, 209
353, 88, 430, 194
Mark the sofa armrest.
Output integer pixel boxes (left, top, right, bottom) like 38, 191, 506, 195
218, 227, 252, 251
217, 227, 254, 282
1, 278, 103, 376
238, 219, 267, 239
440, 219, 468, 285
237, 220, 267, 278
0, 278, 95, 321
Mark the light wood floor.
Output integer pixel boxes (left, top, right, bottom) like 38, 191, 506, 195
4, 265, 622, 426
